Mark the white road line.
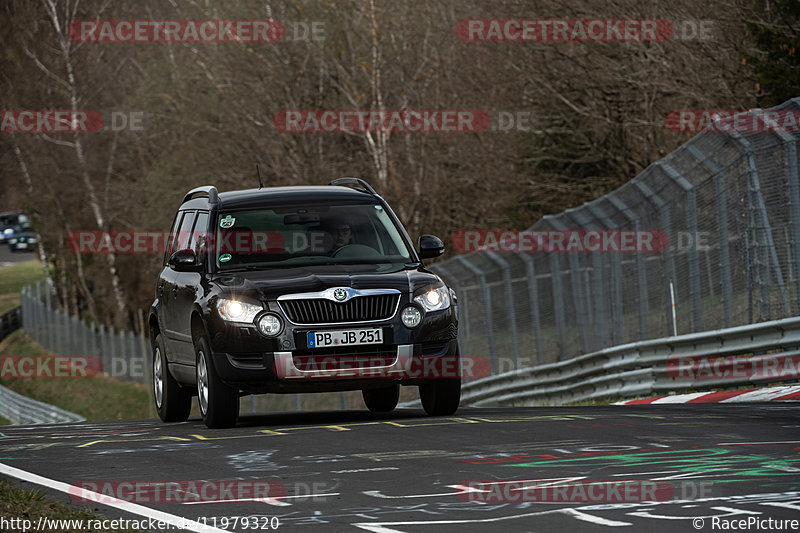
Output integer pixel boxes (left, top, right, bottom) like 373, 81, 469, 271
363, 478, 586, 499
0, 462, 228, 533
181, 492, 341, 507
352, 508, 631, 532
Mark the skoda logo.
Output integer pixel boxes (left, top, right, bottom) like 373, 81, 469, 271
333, 288, 348, 302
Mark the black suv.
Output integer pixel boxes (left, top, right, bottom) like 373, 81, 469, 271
149, 178, 460, 428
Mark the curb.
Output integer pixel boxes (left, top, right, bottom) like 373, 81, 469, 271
614, 385, 800, 405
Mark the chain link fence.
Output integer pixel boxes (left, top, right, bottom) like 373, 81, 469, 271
436, 98, 800, 376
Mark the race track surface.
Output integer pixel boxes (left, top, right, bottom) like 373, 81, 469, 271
1, 405, 799, 532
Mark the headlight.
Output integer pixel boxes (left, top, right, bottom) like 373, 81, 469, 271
256, 313, 283, 337
8, 239, 17, 244
414, 286, 451, 312
217, 299, 262, 323
401, 306, 422, 328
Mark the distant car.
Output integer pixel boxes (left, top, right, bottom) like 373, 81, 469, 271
0, 211, 28, 244
7, 224, 37, 252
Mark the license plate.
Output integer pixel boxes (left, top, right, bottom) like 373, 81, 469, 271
307, 329, 383, 348
17, 242, 27, 249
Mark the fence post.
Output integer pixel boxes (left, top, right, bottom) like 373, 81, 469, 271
546, 216, 591, 353
771, 129, 800, 314
486, 252, 520, 370
457, 255, 497, 372
729, 129, 791, 319
660, 162, 703, 332
687, 145, 733, 327
587, 202, 624, 344
33, 281, 42, 345
517, 253, 543, 365
634, 180, 677, 336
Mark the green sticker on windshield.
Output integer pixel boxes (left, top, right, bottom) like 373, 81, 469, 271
220, 215, 235, 229
219, 254, 232, 263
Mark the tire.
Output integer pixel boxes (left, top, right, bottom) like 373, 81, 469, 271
152, 333, 191, 422
362, 384, 400, 412
419, 350, 461, 417
195, 336, 239, 429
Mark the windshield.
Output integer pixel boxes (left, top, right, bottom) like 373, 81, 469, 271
212, 202, 413, 270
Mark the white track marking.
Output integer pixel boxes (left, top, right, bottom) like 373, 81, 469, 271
352, 508, 631, 531
181, 492, 341, 506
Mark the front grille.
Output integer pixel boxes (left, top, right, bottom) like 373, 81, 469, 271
280, 294, 399, 324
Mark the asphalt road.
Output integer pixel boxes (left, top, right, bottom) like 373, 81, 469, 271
1, 404, 799, 532
0, 239, 36, 268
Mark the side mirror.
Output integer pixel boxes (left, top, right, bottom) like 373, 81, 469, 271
168, 249, 199, 271
418, 235, 445, 259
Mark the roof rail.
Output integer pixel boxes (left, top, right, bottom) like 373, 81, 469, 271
328, 177, 378, 196
182, 186, 219, 205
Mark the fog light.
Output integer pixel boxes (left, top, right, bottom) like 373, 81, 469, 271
401, 306, 422, 328
257, 313, 283, 337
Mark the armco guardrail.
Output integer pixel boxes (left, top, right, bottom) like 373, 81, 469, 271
457, 316, 800, 407
0, 307, 22, 343
0, 385, 85, 425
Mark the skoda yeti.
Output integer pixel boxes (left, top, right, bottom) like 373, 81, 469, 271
149, 178, 460, 428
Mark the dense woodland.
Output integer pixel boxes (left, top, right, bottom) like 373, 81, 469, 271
1, 0, 798, 330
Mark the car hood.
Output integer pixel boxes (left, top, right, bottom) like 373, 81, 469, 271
209, 263, 442, 300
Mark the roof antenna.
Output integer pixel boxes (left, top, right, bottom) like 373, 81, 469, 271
256, 164, 264, 189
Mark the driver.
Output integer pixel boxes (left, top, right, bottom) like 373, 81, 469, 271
330, 222, 352, 252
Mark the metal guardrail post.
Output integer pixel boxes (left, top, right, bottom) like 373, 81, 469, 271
771, 128, 800, 314
729, 130, 791, 319
486, 251, 520, 370
587, 202, 623, 345
568, 206, 605, 352
546, 216, 590, 354
80, 319, 88, 358
548, 252, 568, 360
660, 161, 703, 332
34, 281, 42, 344
607, 194, 649, 340
543, 212, 592, 353
516, 253, 544, 365
687, 145, 733, 327
634, 180, 677, 336
457, 255, 497, 371
109, 325, 117, 374
98, 324, 106, 373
